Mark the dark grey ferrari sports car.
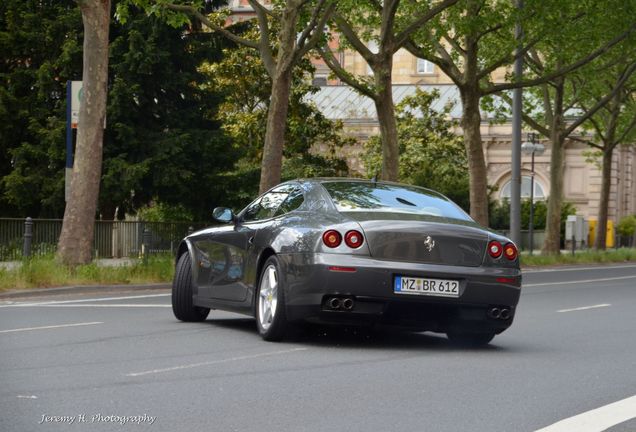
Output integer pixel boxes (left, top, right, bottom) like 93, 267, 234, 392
172, 178, 521, 345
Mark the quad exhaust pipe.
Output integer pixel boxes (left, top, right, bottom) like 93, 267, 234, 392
326, 296, 355, 311
488, 307, 511, 320
328, 297, 341, 309
342, 298, 354, 310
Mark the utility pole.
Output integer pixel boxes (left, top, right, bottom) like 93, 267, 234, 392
510, 0, 523, 247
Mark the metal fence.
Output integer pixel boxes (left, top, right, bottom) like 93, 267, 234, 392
0, 218, 208, 261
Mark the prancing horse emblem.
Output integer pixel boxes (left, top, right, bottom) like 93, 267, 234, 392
424, 236, 436, 252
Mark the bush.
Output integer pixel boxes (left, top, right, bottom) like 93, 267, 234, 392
616, 215, 636, 237
490, 199, 575, 231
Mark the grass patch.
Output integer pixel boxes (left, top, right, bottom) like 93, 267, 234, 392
0, 254, 175, 291
521, 247, 636, 267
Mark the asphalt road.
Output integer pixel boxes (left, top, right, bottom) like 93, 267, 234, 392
1, 264, 635, 432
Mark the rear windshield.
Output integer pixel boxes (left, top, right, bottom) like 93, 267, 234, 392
321, 181, 472, 221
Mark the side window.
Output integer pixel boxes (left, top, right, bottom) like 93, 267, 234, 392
242, 198, 266, 222
242, 184, 298, 222
274, 187, 304, 216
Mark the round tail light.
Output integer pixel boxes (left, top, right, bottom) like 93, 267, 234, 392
488, 241, 503, 258
504, 243, 518, 260
344, 230, 364, 248
322, 230, 342, 248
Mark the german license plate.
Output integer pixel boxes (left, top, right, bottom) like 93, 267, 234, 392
394, 276, 460, 298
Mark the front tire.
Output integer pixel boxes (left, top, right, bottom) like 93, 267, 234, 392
172, 253, 210, 322
256, 256, 289, 341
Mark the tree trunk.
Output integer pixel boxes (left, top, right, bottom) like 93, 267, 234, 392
258, 67, 293, 193
459, 86, 489, 226
542, 80, 566, 255
57, 0, 110, 265
542, 131, 566, 255
257, 1, 300, 193
374, 65, 399, 181
595, 148, 614, 250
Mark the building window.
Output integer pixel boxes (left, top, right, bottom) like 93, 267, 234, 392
416, 58, 434, 74
500, 176, 545, 201
312, 76, 327, 86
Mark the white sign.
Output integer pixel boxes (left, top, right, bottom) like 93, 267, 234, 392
71, 80, 83, 129
70, 80, 106, 129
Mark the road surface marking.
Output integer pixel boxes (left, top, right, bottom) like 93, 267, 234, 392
524, 275, 636, 287
17, 395, 38, 399
26, 304, 171, 308
0, 321, 103, 334
533, 394, 636, 432
557, 304, 611, 313
126, 347, 308, 377
0, 293, 170, 308
524, 264, 636, 274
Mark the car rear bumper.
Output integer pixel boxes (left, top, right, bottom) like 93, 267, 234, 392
278, 252, 522, 334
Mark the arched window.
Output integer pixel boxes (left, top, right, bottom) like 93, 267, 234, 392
500, 176, 545, 201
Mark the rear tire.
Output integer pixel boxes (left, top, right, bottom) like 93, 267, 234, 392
446, 331, 495, 347
172, 253, 210, 322
256, 256, 289, 341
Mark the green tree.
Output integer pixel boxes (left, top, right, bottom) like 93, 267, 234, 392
498, 1, 636, 254
202, 32, 350, 210
579, 61, 636, 250
120, 0, 336, 194
0, 0, 82, 217
406, 0, 636, 227
102, 8, 235, 221
317, 0, 459, 182
363, 89, 469, 210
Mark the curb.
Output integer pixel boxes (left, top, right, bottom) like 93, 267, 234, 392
0, 283, 170, 299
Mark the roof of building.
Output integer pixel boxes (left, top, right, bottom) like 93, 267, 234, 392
308, 84, 582, 123
308, 84, 467, 121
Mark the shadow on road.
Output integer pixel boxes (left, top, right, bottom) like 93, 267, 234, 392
202, 317, 513, 353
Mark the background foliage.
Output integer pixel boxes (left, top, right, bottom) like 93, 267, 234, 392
0, 0, 82, 217
1, 2, 351, 221
200, 25, 351, 210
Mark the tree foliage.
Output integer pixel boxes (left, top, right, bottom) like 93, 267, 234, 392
579, 59, 636, 249
119, 0, 337, 193
406, 0, 636, 227
496, 0, 636, 253
319, 0, 459, 182
0, 0, 82, 217
102, 7, 235, 220
201, 29, 350, 210
1, 2, 351, 223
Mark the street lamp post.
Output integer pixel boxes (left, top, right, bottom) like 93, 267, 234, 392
521, 133, 545, 255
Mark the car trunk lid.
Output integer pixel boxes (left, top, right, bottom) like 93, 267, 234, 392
343, 212, 488, 267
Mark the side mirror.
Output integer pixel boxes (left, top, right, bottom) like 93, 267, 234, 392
212, 207, 234, 224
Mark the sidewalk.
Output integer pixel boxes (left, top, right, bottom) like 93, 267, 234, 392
0, 282, 170, 299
